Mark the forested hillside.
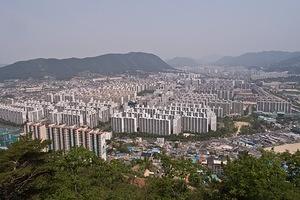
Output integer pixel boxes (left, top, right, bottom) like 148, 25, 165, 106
0, 136, 299, 200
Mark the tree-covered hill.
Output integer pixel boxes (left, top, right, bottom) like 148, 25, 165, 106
0, 136, 300, 200
0, 52, 174, 81
215, 51, 300, 74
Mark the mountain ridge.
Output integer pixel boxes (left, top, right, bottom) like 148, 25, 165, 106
215, 51, 300, 74
215, 51, 300, 66
166, 55, 223, 67
266, 55, 300, 74
0, 52, 174, 80
166, 57, 200, 67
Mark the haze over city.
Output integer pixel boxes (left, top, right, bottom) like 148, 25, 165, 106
1, 0, 300, 63
1, 1, 300, 200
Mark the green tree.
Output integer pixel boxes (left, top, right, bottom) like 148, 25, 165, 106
146, 177, 190, 200
218, 151, 300, 200
44, 147, 100, 199
42, 147, 142, 200
0, 135, 52, 200
280, 151, 300, 188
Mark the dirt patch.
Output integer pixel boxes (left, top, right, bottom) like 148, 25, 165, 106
234, 121, 250, 135
265, 143, 300, 154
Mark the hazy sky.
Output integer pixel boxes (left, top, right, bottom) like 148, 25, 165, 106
1, 0, 300, 63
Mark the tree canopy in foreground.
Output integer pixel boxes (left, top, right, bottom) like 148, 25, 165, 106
0, 136, 300, 200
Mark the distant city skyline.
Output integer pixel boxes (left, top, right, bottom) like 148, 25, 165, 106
1, 0, 300, 64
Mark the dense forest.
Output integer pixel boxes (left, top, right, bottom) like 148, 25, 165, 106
0, 136, 300, 200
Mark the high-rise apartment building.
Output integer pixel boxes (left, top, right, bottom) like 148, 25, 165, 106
24, 122, 110, 160
257, 98, 291, 114
112, 104, 216, 135
0, 104, 27, 124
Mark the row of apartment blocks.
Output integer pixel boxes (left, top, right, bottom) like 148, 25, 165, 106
256, 98, 291, 114
46, 92, 75, 103
13, 101, 45, 122
49, 109, 99, 128
45, 79, 156, 104
194, 80, 250, 90
4, 97, 118, 127
112, 112, 182, 135
48, 85, 140, 105
0, 96, 118, 127
0, 104, 27, 124
24, 122, 112, 160
196, 89, 234, 100
46, 99, 117, 128
170, 93, 244, 117
159, 104, 217, 133
0, 103, 44, 125
112, 104, 217, 135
